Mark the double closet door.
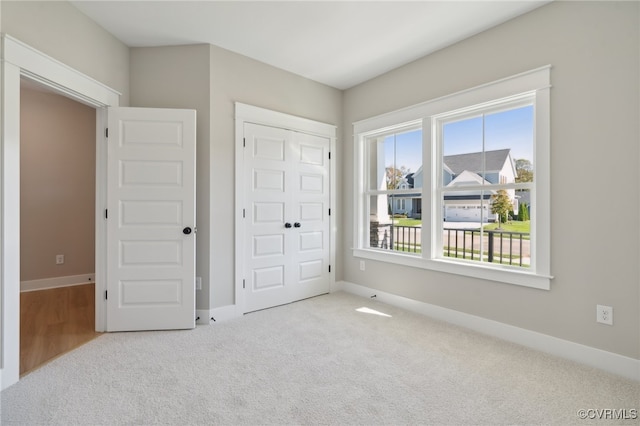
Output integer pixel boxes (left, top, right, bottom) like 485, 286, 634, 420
243, 122, 331, 313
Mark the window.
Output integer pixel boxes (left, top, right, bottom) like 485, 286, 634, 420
363, 125, 422, 253
436, 98, 533, 266
353, 67, 551, 289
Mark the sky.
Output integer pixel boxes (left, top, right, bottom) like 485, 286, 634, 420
383, 105, 533, 173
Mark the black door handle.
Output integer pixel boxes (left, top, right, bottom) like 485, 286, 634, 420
183, 227, 192, 235
284, 223, 292, 228
294, 222, 301, 228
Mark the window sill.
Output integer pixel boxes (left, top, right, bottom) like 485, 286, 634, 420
353, 248, 552, 290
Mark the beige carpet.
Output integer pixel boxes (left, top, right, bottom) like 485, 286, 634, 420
1, 292, 638, 425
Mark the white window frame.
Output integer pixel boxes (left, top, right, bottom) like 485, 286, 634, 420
433, 94, 534, 264
360, 122, 422, 253
353, 66, 552, 290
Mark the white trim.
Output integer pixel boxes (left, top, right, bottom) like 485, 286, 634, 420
330, 280, 345, 293
234, 102, 337, 315
196, 309, 210, 325
339, 280, 640, 382
352, 66, 552, 290
1, 34, 120, 390
0, 43, 3, 393
353, 65, 551, 134
208, 305, 242, 323
236, 103, 336, 138
353, 248, 551, 289
1, 55, 21, 391
95, 108, 108, 333
234, 107, 245, 318
2, 35, 120, 107
20, 274, 96, 292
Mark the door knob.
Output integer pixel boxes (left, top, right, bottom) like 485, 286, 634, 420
284, 222, 292, 228
294, 222, 301, 228
183, 227, 192, 235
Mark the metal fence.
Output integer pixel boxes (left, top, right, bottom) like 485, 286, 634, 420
443, 227, 530, 267
375, 224, 530, 267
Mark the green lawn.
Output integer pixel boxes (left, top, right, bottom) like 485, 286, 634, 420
392, 218, 530, 233
483, 221, 530, 233
393, 218, 422, 227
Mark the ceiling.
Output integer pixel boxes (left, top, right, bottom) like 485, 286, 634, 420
71, 1, 549, 90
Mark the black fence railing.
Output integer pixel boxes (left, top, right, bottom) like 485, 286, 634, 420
444, 228, 529, 267
374, 224, 530, 267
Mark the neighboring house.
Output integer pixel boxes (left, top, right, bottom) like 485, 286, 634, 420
444, 170, 496, 222
389, 172, 422, 217
443, 148, 518, 222
390, 149, 519, 222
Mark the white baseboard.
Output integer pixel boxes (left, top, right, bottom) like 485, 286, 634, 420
195, 310, 210, 325
21, 273, 96, 292
196, 305, 241, 325
330, 279, 345, 293
338, 280, 640, 382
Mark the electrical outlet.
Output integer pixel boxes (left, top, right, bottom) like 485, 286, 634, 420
596, 304, 613, 325
195, 276, 202, 290
359, 260, 366, 271
56, 254, 64, 265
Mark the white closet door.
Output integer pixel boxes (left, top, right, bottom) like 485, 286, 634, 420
291, 131, 331, 302
243, 123, 330, 313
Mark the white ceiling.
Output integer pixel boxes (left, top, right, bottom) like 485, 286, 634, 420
71, 1, 549, 90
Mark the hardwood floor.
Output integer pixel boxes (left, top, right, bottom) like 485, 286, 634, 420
20, 283, 100, 375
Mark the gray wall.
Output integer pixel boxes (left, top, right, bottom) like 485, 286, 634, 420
2, 0, 637, 361
1, 1, 130, 105
129, 44, 342, 310
129, 45, 213, 310
207, 44, 343, 308
342, 1, 639, 359
20, 87, 96, 281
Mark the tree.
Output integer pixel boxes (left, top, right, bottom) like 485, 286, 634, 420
518, 202, 530, 221
490, 189, 513, 226
515, 159, 533, 184
385, 165, 409, 190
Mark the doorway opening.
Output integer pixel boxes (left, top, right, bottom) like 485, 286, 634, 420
1, 35, 120, 389
19, 78, 100, 375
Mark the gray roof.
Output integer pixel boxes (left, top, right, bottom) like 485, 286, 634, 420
444, 149, 511, 175
405, 172, 415, 187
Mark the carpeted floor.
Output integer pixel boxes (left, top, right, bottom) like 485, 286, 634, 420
1, 291, 638, 425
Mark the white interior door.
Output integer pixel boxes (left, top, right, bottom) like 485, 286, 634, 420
106, 107, 196, 331
243, 123, 330, 313
291, 131, 331, 302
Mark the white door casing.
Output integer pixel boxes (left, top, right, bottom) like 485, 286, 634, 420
242, 122, 331, 313
106, 107, 196, 331
1, 35, 199, 389
1, 35, 121, 390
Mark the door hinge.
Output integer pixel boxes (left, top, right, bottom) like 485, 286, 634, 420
105, 128, 108, 138
328, 265, 331, 273
328, 151, 331, 160
243, 208, 246, 218
243, 137, 246, 148
243, 279, 246, 289
328, 208, 331, 216
105, 290, 108, 300
104, 209, 108, 219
